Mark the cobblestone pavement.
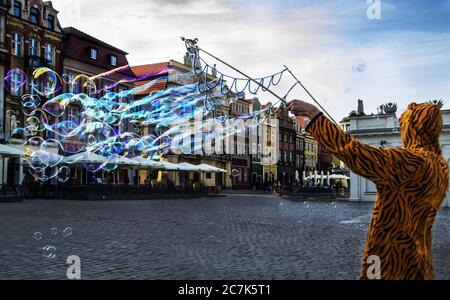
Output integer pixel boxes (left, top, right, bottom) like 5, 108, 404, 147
0, 193, 449, 280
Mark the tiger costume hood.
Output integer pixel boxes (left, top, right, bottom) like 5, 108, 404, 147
400, 102, 443, 154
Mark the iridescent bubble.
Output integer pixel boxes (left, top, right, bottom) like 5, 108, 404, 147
352, 59, 366, 73
42, 245, 56, 259
303, 201, 310, 208
71, 74, 97, 96
33, 232, 43, 241
31, 67, 62, 97
4, 68, 27, 94
62, 227, 73, 237
50, 227, 58, 236
21, 94, 41, 108
331, 202, 337, 208
57, 166, 71, 183
231, 169, 240, 178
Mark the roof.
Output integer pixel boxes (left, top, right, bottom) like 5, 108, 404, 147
63, 27, 134, 77
131, 62, 170, 96
63, 27, 128, 55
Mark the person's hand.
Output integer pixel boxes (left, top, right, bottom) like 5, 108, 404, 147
286, 100, 320, 119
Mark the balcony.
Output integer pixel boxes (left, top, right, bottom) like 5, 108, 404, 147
27, 55, 42, 68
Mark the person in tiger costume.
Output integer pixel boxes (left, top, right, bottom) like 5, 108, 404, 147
287, 100, 448, 280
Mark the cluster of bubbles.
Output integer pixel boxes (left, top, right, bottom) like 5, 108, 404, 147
5, 66, 283, 183
33, 226, 73, 259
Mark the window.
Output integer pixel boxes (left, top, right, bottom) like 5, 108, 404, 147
13, 1, 22, 18
30, 7, 39, 24
12, 33, 23, 56
0, 14, 5, 47
110, 55, 117, 66
29, 38, 39, 57
47, 14, 55, 30
29, 77, 40, 96
44, 44, 55, 66
11, 71, 24, 96
67, 106, 80, 122
89, 48, 98, 60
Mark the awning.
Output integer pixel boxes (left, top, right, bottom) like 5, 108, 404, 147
0, 144, 26, 157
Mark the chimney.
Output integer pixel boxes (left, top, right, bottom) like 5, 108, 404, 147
211, 64, 217, 77
183, 52, 192, 67
357, 99, 364, 116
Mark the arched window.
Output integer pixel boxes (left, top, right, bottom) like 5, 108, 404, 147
30, 7, 40, 24
12, 32, 23, 56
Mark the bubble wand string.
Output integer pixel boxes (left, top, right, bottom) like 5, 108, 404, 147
182, 37, 338, 126
182, 37, 287, 106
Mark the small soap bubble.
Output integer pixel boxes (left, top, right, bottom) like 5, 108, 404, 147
352, 59, 366, 73
50, 227, 58, 236
331, 202, 337, 208
57, 166, 71, 183
303, 201, 310, 208
33, 232, 42, 241
231, 169, 240, 178
42, 245, 56, 259
62, 227, 73, 237
344, 88, 351, 94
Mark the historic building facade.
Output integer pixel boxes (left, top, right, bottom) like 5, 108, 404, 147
62, 26, 135, 185
277, 107, 296, 185
229, 98, 252, 189
131, 59, 233, 189
2, 0, 62, 185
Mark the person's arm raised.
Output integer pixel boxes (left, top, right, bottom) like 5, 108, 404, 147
286, 100, 424, 187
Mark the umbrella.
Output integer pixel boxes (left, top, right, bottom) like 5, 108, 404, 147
114, 156, 141, 167
0, 144, 25, 157
63, 152, 107, 164
133, 157, 166, 170
198, 164, 227, 173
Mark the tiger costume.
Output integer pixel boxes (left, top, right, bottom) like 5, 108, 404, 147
305, 102, 448, 280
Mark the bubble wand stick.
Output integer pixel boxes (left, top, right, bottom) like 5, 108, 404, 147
284, 66, 338, 126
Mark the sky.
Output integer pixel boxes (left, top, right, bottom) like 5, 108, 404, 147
51, 0, 450, 121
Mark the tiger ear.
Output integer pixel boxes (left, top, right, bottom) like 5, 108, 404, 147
408, 103, 418, 110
